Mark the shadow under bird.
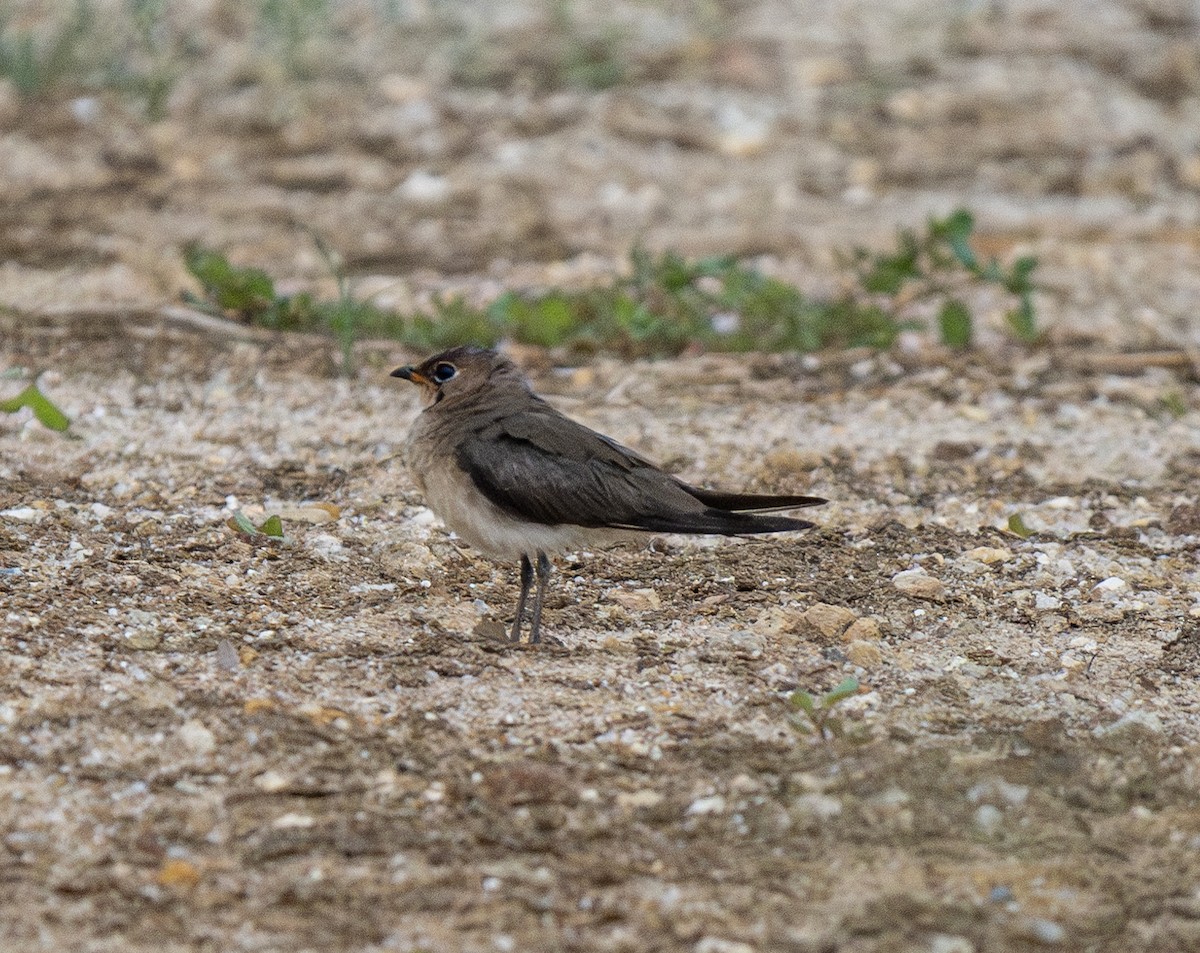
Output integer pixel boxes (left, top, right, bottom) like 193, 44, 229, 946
391, 346, 826, 644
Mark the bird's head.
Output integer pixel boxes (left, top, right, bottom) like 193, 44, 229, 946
390, 346, 525, 408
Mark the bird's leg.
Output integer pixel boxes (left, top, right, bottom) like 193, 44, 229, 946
528, 551, 552, 645
510, 554, 534, 643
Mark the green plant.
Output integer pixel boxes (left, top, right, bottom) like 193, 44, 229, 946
120, 0, 178, 120
184, 246, 281, 321
1006, 513, 1034, 539
183, 239, 392, 374
180, 208, 1039, 361
256, 0, 331, 81
309, 229, 361, 374
226, 510, 286, 542
0, 0, 94, 96
788, 677, 860, 741
849, 209, 1040, 347
0, 375, 70, 432
1159, 391, 1188, 420
550, 0, 626, 90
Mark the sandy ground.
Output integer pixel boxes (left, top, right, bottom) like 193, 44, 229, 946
4, 1, 1200, 951
4, 325, 1200, 952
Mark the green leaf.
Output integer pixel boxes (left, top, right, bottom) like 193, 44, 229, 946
1005, 295, 1038, 343
934, 208, 978, 271
0, 382, 70, 431
1160, 391, 1188, 419
1004, 255, 1038, 294
1007, 513, 1034, 538
938, 299, 973, 348
227, 511, 258, 536
789, 716, 813, 735
821, 677, 860, 707
259, 514, 284, 538
184, 245, 277, 317
858, 231, 922, 294
521, 295, 577, 347
790, 691, 817, 715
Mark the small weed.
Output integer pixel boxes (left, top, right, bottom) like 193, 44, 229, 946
1006, 513, 1034, 538
184, 246, 281, 321
847, 209, 1040, 348
0, 0, 94, 96
118, 0, 180, 120
226, 510, 287, 543
1159, 391, 1188, 419
256, 0, 332, 81
450, 0, 627, 92
550, 0, 626, 90
788, 677, 861, 742
183, 237, 392, 374
0, 375, 70, 432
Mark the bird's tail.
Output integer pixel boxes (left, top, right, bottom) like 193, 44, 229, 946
623, 508, 819, 536
685, 486, 827, 514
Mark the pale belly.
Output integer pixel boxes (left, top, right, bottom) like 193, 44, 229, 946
416, 458, 631, 561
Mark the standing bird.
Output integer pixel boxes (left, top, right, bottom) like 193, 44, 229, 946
391, 346, 825, 644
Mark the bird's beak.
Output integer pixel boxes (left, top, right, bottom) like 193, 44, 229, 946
390, 365, 429, 385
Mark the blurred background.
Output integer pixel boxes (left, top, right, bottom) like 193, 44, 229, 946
3, 0, 1200, 351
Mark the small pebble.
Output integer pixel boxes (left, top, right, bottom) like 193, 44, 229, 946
0, 507, 42, 522
801, 602, 858, 639
686, 795, 726, 816
846, 639, 882, 667
843, 617, 882, 641
178, 719, 216, 756
962, 546, 1012, 564
216, 639, 240, 672
694, 939, 754, 953
125, 632, 161, 651
974, 804, 1003, 835
929, 935, 976, 953
1018, 917, 1066, 945
892, 569, 946, 601
272, 812, 316, 829
254, 770, 290, 793
617, 789, 664, 809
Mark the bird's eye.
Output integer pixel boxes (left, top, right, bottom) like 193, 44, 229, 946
432, 362, 457, 383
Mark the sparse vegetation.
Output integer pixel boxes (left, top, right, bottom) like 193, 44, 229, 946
1006, 513, 1034, 538
449, 0, 629, 91
847, 208, 1041, 346
0, 374, 70, 432
182, 209, 1039, 360
788, 676, 861, 742
226, 510, 287, 542
0, 0, 94, 96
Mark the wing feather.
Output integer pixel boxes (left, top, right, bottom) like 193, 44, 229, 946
455, 408, 822, 536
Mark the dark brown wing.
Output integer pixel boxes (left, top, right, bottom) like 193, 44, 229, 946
455, 406, 823, 535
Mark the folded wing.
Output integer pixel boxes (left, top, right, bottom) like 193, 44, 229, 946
456, 407, 824, 536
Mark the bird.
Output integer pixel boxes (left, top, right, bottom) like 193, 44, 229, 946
391, 346, 826, 644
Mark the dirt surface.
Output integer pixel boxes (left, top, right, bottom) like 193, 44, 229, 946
5, 2, 1200, 952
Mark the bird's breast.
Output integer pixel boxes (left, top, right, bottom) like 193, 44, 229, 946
405, 417, 629, 561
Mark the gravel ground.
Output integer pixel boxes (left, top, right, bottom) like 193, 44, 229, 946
4, 1, 1200, 951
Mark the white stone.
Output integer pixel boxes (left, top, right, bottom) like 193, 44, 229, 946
974, 804, 1003, 835
686, 795, 727, 816
0, 507, 42, 522
178, 719, 215, 756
